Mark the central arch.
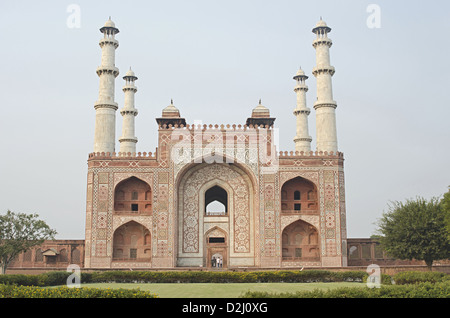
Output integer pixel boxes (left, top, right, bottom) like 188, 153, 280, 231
176, 163, 255, 268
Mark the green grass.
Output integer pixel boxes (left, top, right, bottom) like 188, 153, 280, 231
75, 282, 365, 298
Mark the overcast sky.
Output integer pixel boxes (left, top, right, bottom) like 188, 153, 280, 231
0, 0, 449, 239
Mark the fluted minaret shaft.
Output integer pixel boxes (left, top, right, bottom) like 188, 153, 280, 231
293, 69, 312, 153
93, 18, 119, 154
119, 69, 138, 154
312, 19, 338, 153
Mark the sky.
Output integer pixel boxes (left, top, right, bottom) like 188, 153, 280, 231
0, 0, 449, 240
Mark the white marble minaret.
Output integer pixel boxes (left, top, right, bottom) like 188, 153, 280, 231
93, 18, 119, 154
293, 68, 312, 153
312, 19, 338, 153
119, 68, 138, 154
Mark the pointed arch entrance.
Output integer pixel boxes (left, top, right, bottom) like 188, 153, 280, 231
176, 162, 256, 268
205, 227, 228, 268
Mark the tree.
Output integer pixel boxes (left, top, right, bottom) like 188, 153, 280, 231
0, 210, 57, 274
441, 187, 450, 239
376, 197, 450, 270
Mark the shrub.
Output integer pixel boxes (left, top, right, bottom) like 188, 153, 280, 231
0, 274, 40, 286
393, 271, 449, 285
0, 269, 383, 285
241, 280, 450, 298
0, 284, 158, 298
38, 271, 72, 286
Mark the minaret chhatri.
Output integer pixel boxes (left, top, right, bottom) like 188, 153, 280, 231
293, 68, 312, 153
119, 68, 138, 154
93, 18, 120, 154
312, 18, 338, 153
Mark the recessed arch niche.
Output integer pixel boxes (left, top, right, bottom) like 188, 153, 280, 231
281, 219, 320, 261
114, 177, 152, 215
280, 176, 318, 213
112, 221, 151, 261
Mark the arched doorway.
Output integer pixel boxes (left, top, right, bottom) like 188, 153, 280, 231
282, 219, 320, 262
205, 227, 228, 268
176, 162, 255, 268
112, 221, 151, 263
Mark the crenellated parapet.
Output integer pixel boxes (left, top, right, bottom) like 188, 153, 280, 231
157, 123, 276, 131
88, 151, 158, 160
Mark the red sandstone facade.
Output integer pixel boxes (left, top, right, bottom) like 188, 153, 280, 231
8, 240, 85, 270
82, 121, 348, 269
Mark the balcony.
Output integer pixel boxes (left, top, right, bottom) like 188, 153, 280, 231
112, 257, 151, 263
281, 209, 318, 215
205, 211, 227, 217
114, 210, 152, 216
282, 256, 320, 262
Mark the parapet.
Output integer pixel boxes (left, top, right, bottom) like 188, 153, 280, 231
157, 123, 275, 130
278, 150, 344, 158
88, 151, 157, 159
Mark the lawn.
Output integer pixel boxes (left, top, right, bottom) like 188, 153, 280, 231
78, 282, 366, 298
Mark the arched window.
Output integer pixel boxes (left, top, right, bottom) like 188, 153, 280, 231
59, 249, 68, 262
294, 191, 301, 200
205, 186, 228, 216
23, 250, 32, 262
71, 248, 81, 264
35, 249, 43, 262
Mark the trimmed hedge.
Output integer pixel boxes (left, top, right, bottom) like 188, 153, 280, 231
241, 280, 450, 298
87, 270, 372, 284
392, 271, 449, 285
0, 270, 371, 286
0, 284, 157, 298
